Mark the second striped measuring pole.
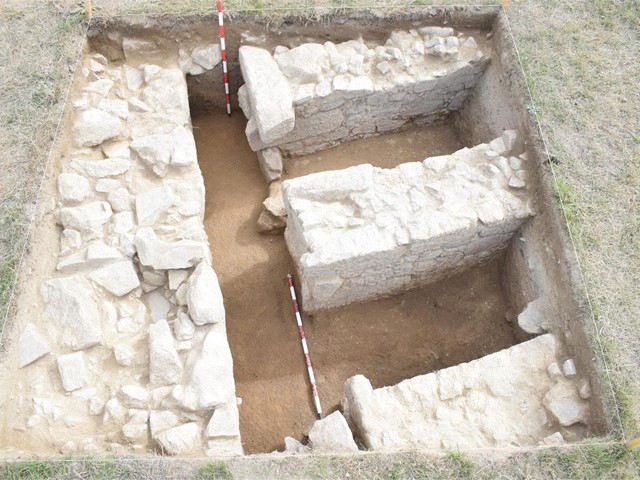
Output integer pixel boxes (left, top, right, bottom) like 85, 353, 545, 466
286, 274, 324, 420
216, 0, 231, 116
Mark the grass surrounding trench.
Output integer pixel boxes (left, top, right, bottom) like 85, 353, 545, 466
0, 0, 639, 477
1, 443, 639, 479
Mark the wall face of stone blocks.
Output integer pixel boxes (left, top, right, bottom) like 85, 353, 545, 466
343, 334, 590, 449
239, 27, 490, 157
283, 133, 533, 312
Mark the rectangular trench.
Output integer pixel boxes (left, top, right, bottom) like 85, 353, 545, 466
0, 6, 610, 460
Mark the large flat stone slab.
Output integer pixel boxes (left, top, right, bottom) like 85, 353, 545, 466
238, 46, 295, 144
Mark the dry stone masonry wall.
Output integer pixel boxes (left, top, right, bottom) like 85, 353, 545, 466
238, 27, 490, 157
5, 40, 243, 457
342, 334, 591, 450
283, 131, 532, 312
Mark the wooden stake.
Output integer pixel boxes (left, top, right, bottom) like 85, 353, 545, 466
85, 0, 93, 18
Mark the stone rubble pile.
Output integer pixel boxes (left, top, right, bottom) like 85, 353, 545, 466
11, 45, 243, 457
341, 334, 591, 449
283, 130, 533, 312
239, 26, 490, 160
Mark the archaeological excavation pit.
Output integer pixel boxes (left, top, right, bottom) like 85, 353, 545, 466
0, 7, 610, 459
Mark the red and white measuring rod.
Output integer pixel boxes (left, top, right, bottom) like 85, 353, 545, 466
286, 274, 323, 420
216, 0, 231, 116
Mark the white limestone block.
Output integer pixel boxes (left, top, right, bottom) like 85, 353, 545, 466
237, 85, 252, 119
99, 99, 129, 120
67, 158, 131, 178
150, 410, 180, 438
60, 229, 82, 256
309, 411, 358, 453
239, 46, 295, 144
73, 109, 121, 147
257, 147, 283, 182
108, 188, 132, 212
83, 79, 114, 96
275, 43, 328, 82
18, 323, 50, 368
155, 422, 200, 455
57, 173, 90, 204
114, 343, 134, 367
186, 262, 225, 325
517, 298, 548, 334
128, 97, 150, 112
58, 201, 112, 233
88, 260, 140, 296
41, 276, 102, 351
134, 227, 209, 270
191, 44, 222, 70
57, 352, 89, 392
543, 380, 589, 427
95, 178, 122, 193
135, 186, 174, 226
141, 68, 190, 125
149, 320, 183, 386
124, 65, 144, 90
206, 401, 240, 438
168, 269, 189, 290
562, 358, 577, 377
170, 328, 235, 411
147, 289, 171, 322
174, 309, 195, 341
119, 385, 149, 409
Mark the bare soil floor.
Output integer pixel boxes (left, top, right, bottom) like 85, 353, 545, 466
194, 112, 526, 454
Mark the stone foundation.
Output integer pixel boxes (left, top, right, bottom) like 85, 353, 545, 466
239, 27, 490, 157
283, 131, 533, 312
5, 40, 242, 457
343, 334, 590, 449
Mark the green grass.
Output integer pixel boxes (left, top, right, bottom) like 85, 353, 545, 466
197, 461, 234, 480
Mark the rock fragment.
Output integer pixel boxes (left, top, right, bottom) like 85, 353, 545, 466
257, 147, 283, 182
186, 262, 225, 325
88, 260, 140, 296
18, 323, 50, 368
155, 422, 200, 455
57, 352, 89, 392
73, 109, 121, 147
135, 227, 209, 270
309, 411, 358, 453
57, 173, 90, 204
149, 320, 183, 386
543, 380, 589, 427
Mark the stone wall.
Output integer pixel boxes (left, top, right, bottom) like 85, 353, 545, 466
238, 27, 490, 157
343, 334, 591, 449
5, 43, 242, 457
283, 131, 533, 312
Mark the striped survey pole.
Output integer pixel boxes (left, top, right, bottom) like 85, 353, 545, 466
216, 0, 231, 116
287, 274, 324, 420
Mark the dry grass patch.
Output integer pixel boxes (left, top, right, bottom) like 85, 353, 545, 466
0, 2, 86, 337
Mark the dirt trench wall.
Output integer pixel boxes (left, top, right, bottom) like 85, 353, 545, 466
455, 13, 609, 434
